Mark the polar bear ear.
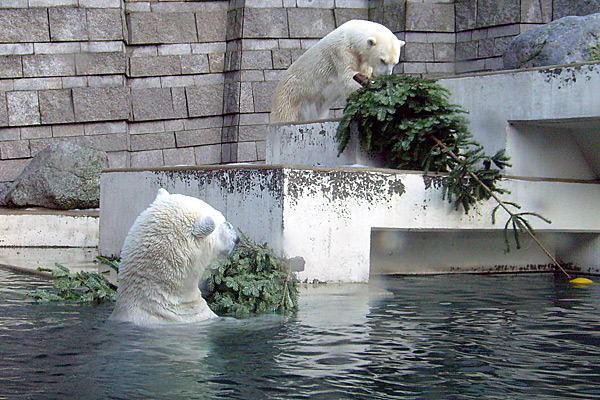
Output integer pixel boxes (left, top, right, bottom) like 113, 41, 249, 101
367, 37, 377, 47
192, 216, 216, 238
156, 188, 169, 199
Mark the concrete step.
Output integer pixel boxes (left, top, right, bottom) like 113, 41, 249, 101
0, 207, 99, 274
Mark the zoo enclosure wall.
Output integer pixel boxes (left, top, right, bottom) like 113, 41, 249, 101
0, 0, 597, 184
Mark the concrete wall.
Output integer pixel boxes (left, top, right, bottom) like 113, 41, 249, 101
2, 0, 599, 184
100, 165, 600, 282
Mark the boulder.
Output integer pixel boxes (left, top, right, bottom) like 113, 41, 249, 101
0, 141, 108, 210
503, 13, 600, 69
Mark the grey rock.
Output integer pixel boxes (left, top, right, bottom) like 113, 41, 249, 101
2, 141, 108, 210
503, 13, 600, 69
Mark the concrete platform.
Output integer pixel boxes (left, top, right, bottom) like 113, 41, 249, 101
0, 207, 99, 274
99, 165, 600, 282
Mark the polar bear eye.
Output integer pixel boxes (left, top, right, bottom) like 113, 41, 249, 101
380, 58, 387, 65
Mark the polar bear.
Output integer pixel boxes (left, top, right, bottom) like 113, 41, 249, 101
109, 188, 239, 325
271, 19, 404, 123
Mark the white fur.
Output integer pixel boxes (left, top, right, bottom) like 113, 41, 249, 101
270, 19, 405, 123
109, 188, 239, 325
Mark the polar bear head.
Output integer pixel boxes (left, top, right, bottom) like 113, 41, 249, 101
110, 188, 239, 325
345, 20, 405, 77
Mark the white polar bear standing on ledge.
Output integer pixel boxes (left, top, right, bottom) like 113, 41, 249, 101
271, 19, 404, 123
109, 188, 239, 325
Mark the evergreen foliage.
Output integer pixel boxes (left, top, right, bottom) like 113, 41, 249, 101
203, 234, 299, 317
336, 74, 511, 213
27, 263, 117, 304
27, 239, 298, 316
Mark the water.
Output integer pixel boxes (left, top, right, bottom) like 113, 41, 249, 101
1, 268, 600, 400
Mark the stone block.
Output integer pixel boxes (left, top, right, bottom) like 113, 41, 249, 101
404, 42, 434, 62
381, 2, 406, 32
456, 40, 477, 60
238, 124, 267, 142
186, 85, 224, 117
223, 80, 240, 114
23, 55, 76, 78
14, 78, 62, 91
84, 121, 127, 135
175, 127, 222, 147
252, 81, 277, 113
87, 8, 123, 41
39, 90, 75, 125
72, 87, 130, 122
241, 50, 273, 70
107, 151, 128, 169
256, 140, 266, 161
72, 133, 128, 152
485, 57, 504, 71
406, 2, 454, 32
0, 44, 33, 56
243, 8, 289, 39
476, 0, 520, 28
194, 144, 221, 165
0, 128, 20, 142
20, 126, 51, 140
129, 56, 182, 77
0, 56, 22, 78
0, 140, 30, 159
425, 62, 454, 75
0, 96, 7, 127
130, 132, 175, 151
163, 146, 196, 166
226, 8, 244, 41
7, 91, 40, 126
239, 82, 254, 114
181, 55, 210, 74
209, 52, 225, 72
49, 7, 88, 41
130, 149, 164, 168
297, 0, 334, 7
127, 12, 197, 45
196, 11, 228, 42
131, 88, 176, 121
236, 141, 258, 162
433, 43, 455, 62
129, 120, 165, 135
272, 49, 293, 69
0, 9, 49, 43
455, 0, 476, 31
52, 124, 84, 137
455, 59, 485, 74
403, 62, 427, 74
334, 7, 369, 26
183, 116, 223, 130
171, 87, 188, 119
158, 44, 192, 56
75, 52, 127, 76
88, 75, 124, 88
288, 8, 336, 38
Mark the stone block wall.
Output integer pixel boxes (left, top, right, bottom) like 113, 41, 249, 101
1, 0, 599, 184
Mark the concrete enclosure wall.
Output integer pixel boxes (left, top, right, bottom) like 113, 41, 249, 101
1, 0, 599, 183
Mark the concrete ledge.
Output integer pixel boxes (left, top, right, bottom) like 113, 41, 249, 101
100, 165, 600, 282
0, 207, 99, 248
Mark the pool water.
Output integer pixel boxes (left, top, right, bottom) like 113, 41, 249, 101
1, 268, 600, 400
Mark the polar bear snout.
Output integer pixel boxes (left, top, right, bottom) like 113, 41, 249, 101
216, 221, 240, 256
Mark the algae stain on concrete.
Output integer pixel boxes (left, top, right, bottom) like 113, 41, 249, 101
152, 168, 285, 200
285, 169, 405, 206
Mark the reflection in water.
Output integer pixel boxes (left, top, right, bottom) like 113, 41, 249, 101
1, 268, 600, 399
